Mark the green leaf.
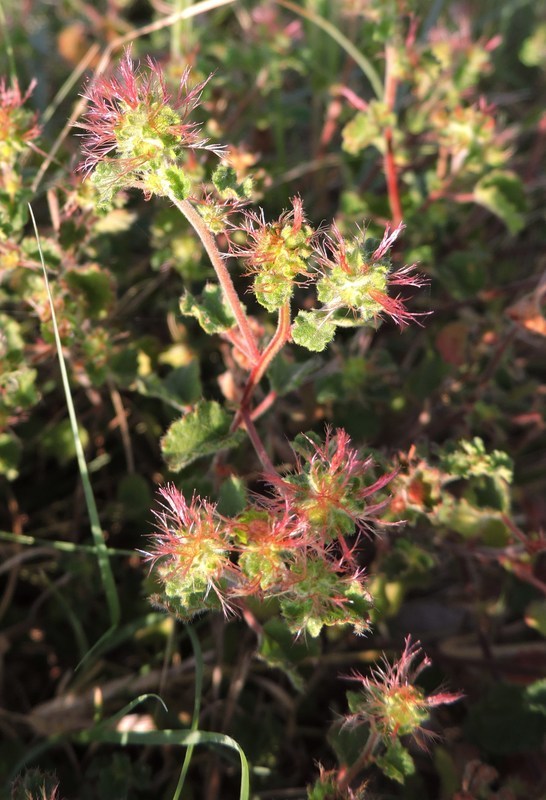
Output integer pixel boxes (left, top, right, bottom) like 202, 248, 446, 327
0, 313, 24, 356
42, 419, 90, 466
434, 496, 509, 544
473, 170, 526, 235
341, 102, 394, 156
180, 283, 237, 334
0, 432, 22, 480
65, 268, 114, 318
328, 719, 372, 769
526, 679, 546, 716
267, 354, 322, 396
162, 166, 192, 201
161, 400, 244, 472
0, 367, 39, 411
117, 475, 152, 522
292, 311, 337, 353
257, 618, 320, 692
525, 599, 546, 637
217, 475, 247, 517
164, 362, 203, 405
212, 164, 253, 200
442, 437, 513, 484
376, 739, 415, 784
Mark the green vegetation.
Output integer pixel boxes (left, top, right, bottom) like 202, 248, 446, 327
1, 1, 545, 797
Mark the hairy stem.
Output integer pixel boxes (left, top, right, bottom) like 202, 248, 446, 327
337, 730, 381, 791
233, 302, 292, 429
241, 409, 276, 475
169, 195, 261, 363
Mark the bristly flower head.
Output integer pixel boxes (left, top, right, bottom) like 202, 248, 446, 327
234, 196, 316, 311
344, 637, 462, 747
0, 77, 40, 159
266, 428, 396, 552
279, 553, 372, 638
77, 49, 224, 205
229, 508, 304, 595
0, 77, 40, 199
144, 484, 238, 618
316, 222, 427, 328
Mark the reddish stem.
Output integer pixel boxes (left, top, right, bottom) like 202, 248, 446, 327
383, 45, 403, 226
170, 195, 261, 364
241, 408, 276, 476
233, 302, 292, 429
337, 730, 381, 792
221, 328, 256, 364
250, 390, 277, 421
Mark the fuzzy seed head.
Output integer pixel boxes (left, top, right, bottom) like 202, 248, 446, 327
77, 49, 223, 203
145, 485, 237, 617
235, 197, 315, 311
317, 223, 427, 328
345, 637, 462, 747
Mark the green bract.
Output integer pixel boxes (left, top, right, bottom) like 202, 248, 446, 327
115, 102, 181, 160
280, 557, 371, 638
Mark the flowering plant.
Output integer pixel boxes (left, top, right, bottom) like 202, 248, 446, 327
78, 50, 427, 639
9, 0, 542, 794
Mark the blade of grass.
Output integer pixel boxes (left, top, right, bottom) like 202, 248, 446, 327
11, 693, 250, 800
82, 694, 250, 800
276, 0, 383, 99
0, 529, 138, 556
8, 694, 168, 782
80, 728, 250, 800
67, 612, 172, 682
28, 204, 121, 631
172, 625, 203, 800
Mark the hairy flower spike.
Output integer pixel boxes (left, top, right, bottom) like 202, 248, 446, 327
280, 554, 372, 638
145, 485, 238, 618
266, 428, 396, 554
230, 508, 304, 594
0, 77, 40, 199
0, 77, 40, 160
77, 49, 223, 204
317, 222, 427, 328
345, 637, 462, 747
235, 196, 316, 311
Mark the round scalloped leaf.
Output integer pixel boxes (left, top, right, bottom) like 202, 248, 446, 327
161, 400, 244, 472
180, 283, 237, 334
291, 311, 337, 352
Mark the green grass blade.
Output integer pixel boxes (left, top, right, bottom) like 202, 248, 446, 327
78, 728, 250, 800
277, 0, 383, 99
67, 613, 169, 681
28, 204, 121, 630
0, 529, 138, 557
172, 625, 203, 800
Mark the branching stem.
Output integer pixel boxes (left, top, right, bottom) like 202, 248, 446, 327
232, 302, 291, 430
170, 195, 261, 363
337, 730, 381, 791
241, 408, 276, 476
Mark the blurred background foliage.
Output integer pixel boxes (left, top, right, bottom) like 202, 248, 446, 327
0, 0, 545, 797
